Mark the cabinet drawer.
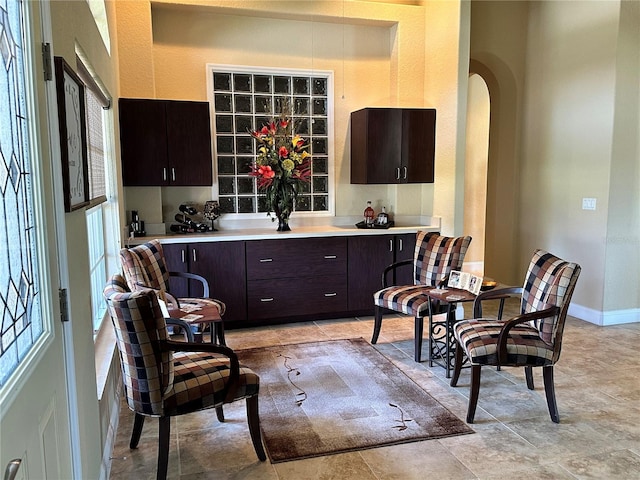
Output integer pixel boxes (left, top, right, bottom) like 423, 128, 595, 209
246, 237, 347, 280
247, 275, 347, 320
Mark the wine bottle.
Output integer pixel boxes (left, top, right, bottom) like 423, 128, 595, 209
364, 201, 375, 227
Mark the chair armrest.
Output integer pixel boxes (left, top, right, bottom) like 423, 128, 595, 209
162, 339, 240, 402
496, 305, 560, 364
165, 318, 195, 342
169, 271, 210, 297
472, 286, 523, 318
381, 259, 413, 288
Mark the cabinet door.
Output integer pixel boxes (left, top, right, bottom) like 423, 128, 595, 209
402, 109, 436, 183
165, 101, 213, 186
119, 98, 168, 186
246, 237, 347, 280
248, 275, 347, 320
394, 233, 417, 285
188, 242, 247, 323
350, 108, 402, 184
162, 243, 189, 298
347, 235, 395, 312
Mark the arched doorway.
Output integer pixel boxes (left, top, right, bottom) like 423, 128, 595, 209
464, 73, 490, 276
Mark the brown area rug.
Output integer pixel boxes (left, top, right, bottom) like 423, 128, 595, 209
237, 338, 473, 463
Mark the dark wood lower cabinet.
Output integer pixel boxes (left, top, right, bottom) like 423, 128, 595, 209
161, 232, 420, 327
163, 241, 247, 323
347, 233, 417, 314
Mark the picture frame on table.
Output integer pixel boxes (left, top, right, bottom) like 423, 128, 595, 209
54, 56, 89, 212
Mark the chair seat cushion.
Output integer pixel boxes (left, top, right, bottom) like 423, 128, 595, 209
374, 285, 438, 317
178, 297, 226, 316
454, 319, 554, 367
163, 351, 259, 416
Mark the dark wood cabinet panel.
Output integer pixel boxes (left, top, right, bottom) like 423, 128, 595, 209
246, 237, 347, 280
248, 275, 347, 320
165, 101, 213, 186
350, 108, 435, 184
119, 98, 168, 186
162, 241, 247, 323
119, 98, 213, 186
163, 243, 189, 298
347, 233, 417, 312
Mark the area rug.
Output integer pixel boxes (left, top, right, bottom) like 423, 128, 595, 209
237, 338, 473, 463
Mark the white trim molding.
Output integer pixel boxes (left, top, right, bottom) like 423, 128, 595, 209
569, 303, 640, 326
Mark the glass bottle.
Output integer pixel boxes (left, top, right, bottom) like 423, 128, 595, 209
364, 201, 375, 226
377, 206, 389, 226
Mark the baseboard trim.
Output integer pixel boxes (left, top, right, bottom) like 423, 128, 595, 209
569, 303, 640, 326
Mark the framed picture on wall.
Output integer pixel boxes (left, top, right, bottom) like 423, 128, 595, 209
54, 56, 90, 212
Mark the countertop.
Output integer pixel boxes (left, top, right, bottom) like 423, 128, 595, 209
124, 221, 440, 246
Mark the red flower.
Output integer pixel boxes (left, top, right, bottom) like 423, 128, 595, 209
279, 119, 289, 129
278, 146, 289, 158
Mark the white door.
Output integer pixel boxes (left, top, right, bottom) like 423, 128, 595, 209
0, 1, 74, 478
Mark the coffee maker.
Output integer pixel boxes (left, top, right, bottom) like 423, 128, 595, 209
130, 210, 146, 237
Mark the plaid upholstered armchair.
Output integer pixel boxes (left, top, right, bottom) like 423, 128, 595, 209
371, 231, 472, 362
104, 275, 266, 480
120, 239, 227, 344
451, 249, 581, 423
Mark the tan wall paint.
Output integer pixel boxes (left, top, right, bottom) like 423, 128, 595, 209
117, 0, 465, 231
521, 0, 620, 312
603, 0, 640, 311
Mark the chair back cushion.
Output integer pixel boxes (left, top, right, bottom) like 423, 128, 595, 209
120, 239, 170, 293
414, 232, 472, 286
103, 274, 173, 416
521, 250, 581, 358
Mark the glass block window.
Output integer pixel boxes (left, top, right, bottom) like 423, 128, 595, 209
0, 0, 44, 386
208, 66, 332, 215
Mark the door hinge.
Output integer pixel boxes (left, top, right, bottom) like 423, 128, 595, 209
42, 42, 53, 81
59, 288, 70, 322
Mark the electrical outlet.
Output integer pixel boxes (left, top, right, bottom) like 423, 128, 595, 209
582, 198, 597, 210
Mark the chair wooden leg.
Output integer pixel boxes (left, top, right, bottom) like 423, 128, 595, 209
130, 413, 145, 449
450, 342, 464, 387
216, 406, 225, 422
525, 366, 535, 390
543, 366, 560, 423
414, 316, 423, 362
157, 416, 171, 480
215, 321, 226, 346
467, 365, 482, 423
246, 395, 267, 461
371, 306, 383, 344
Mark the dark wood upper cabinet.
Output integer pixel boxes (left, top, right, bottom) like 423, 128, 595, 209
119, 98, 213, 186
350, 107, 436, 184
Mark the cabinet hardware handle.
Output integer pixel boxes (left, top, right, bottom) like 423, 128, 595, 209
163, 167, 167, 181
389, 239, 393, 252
403, 166, 408, 179
399, 239, 403, 251
324, 255, 337, 259
396, 167, 401, 180
181, 249, 186, 264
171, 168, 176, 182
259, 258, 273, 262
192, 248, 197, 263
260, 298, 274, 302
324, 292, 337, 297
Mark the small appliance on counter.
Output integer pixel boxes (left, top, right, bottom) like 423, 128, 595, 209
169, 202, 220, 234
129, 210, 146, 237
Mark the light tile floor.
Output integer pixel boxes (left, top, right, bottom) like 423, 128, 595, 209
109, 302, 640, 479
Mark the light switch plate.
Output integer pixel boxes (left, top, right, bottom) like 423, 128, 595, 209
582, 198, 597, 210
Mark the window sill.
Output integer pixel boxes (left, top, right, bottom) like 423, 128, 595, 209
94, 317, 116, 400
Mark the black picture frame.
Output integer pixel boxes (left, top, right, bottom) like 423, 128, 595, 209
54, 56, 90, 212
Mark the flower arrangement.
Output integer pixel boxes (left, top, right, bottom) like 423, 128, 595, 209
249, 113, 311, 231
